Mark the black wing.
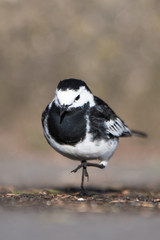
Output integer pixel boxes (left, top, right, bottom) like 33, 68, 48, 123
89, 96, 132, 138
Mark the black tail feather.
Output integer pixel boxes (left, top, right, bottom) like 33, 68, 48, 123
131, 130, 147, 138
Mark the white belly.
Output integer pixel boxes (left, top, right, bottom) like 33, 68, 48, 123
53, 136, 118, 161
43, 116, 119, 161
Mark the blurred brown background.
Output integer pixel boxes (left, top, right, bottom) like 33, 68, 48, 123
0, 0, 159, 188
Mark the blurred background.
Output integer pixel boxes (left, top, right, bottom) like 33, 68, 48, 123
0, 0, 160, 189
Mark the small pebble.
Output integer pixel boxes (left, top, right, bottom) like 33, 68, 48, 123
78, 198, 85, 201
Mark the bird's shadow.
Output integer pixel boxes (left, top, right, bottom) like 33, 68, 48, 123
53, 186, 121, 196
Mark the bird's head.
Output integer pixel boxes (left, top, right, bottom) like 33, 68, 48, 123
53, 79, 95, 122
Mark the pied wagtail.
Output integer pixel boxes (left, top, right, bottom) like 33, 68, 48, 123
42, 78, 147, 194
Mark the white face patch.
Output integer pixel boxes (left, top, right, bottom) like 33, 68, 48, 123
54, 86, 95, 108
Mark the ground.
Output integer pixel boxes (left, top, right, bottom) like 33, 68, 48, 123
0, 147, 160, 240
1, 187, 160, 214
1, 186, 160, 240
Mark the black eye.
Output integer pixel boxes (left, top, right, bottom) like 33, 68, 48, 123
75, 95, 80, 101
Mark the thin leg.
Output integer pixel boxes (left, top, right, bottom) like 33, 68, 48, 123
81, 164, 86, 194
71, 161, 105, 174
71, 161, 105, 195
84, 167, 89, 181
85, 162, 105, 169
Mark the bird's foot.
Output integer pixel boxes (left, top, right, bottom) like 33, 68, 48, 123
79, 186, 87, 196
71, 161, 105, 195
71, 163, 84, 173
71, 161, 89, 181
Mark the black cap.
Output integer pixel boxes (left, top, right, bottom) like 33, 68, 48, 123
57, 78, 91, 92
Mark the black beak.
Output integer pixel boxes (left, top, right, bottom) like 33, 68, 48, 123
60, 105, 68, 123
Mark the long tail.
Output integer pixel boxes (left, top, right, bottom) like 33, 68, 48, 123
131, 130, 147, 138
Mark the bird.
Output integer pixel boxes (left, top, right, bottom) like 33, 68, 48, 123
41, 78, 147, 194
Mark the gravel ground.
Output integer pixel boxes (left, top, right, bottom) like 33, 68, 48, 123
0, 187, 160, 213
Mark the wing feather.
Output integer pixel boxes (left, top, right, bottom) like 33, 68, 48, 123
92, 96, 132, 138
105, 117, 131, 137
